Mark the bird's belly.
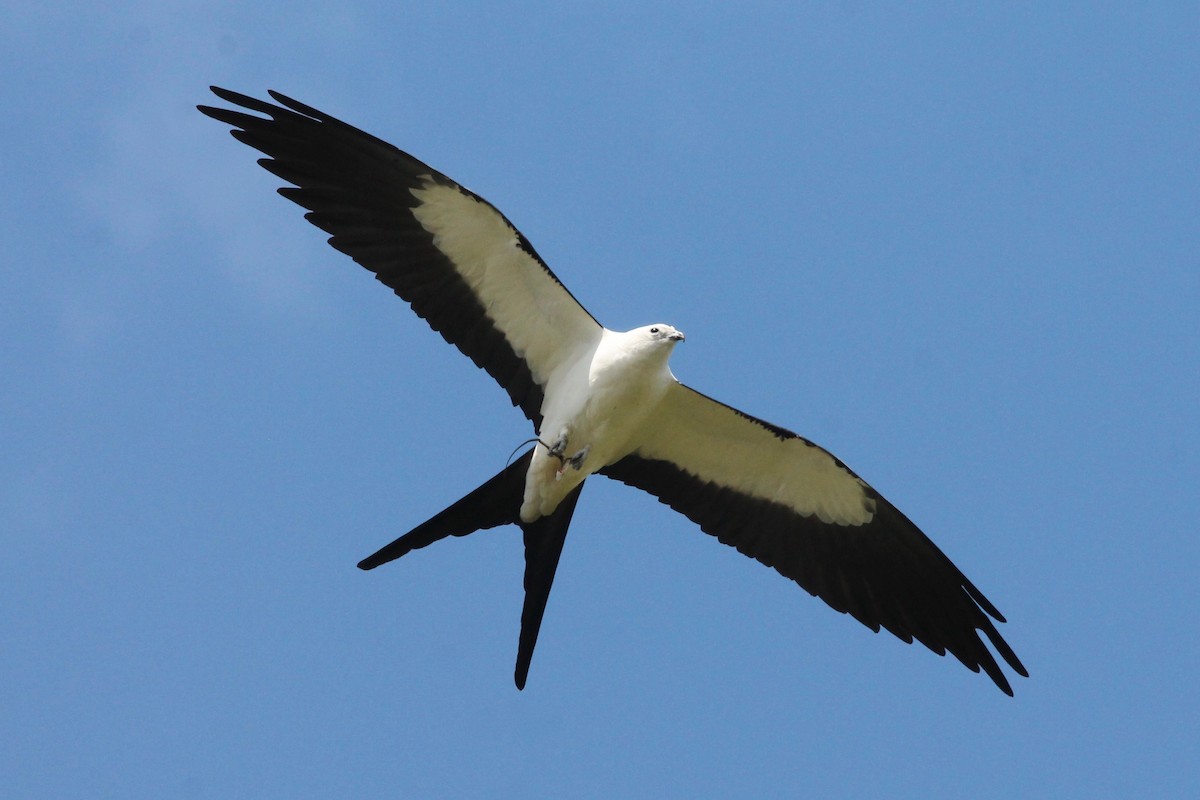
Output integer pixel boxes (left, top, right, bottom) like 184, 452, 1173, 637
520, 366, 665, 522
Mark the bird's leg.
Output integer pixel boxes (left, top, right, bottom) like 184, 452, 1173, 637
545, 430, 569, 461
543, 429, 570, 478
541, 429, 589, 479
553, 445, 589, 480
565, 446, 589, 472
541, 428, 590, 478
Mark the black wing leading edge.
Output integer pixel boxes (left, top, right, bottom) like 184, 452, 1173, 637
601, 382, 1028, 696
198, 87, 600, 426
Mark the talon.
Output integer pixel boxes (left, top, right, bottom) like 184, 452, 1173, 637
541, 430, 585, 477
545, 430, 572, 472
546, 432, 569, 461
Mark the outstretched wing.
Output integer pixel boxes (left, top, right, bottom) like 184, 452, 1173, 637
198, 87, 603, 425
601, 382, 1027, 695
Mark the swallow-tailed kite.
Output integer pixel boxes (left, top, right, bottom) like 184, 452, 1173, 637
199, 87, 1027, 695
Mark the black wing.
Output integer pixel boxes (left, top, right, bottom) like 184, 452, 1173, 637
198, 87, 604, 426
602, 383, 1027, 694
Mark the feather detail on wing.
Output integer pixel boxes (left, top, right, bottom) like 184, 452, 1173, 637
198, 87, 603, 425
601, 382, 1028, 694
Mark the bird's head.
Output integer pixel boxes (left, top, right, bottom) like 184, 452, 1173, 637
640, 324, 685, 370
642, 323, 686, 344
610, 324, 685, 367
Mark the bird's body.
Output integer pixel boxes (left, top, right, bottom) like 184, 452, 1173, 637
199, 87, 1027, 695
526, 324, 682, 520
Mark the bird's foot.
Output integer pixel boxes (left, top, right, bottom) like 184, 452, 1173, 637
544, 429, 588, 478
554, 446, 589, 479
566, 446, 588, 471
545, 432, 569, 460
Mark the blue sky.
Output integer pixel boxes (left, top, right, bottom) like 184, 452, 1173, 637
4, 2, 1198, 797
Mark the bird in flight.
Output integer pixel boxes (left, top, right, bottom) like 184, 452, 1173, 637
199, 87, 1027, 695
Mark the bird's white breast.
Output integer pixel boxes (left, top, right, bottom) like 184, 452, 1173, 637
520, 329, 676, 521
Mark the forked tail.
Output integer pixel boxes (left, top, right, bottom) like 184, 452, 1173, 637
357, 447, 586, 689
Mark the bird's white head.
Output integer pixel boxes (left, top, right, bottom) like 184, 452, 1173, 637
640, 323, 686, 344
604, 324, 685, 368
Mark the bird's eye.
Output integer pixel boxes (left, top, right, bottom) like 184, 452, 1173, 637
650, 327, 659, 333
